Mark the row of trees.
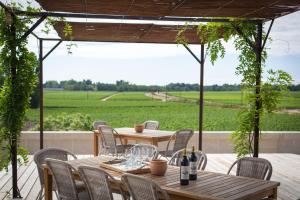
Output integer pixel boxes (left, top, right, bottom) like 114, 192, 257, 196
44, 79, 300, 92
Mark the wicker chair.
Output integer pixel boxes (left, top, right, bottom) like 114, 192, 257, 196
143, 121, 159, 130
78, 166, 119, 200
98, 125, 133, 156
93, 121, 107, 130
159, 129, 194, 159
128, 144, 158, 161
227, 157, 273, 180
121, 173, 170, 200
34, 148, 78, 200
45, 158, 90, 200
168, 149, 207, 170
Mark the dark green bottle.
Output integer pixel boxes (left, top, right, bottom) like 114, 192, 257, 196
189, 146, 197, 180
180, 148, 189, 185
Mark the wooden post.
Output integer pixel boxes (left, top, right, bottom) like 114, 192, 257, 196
253, 22, 263, 157
10, 12, 21, 199
199, 44, 204, 150
93, 131, 99, 156
39, 39, 44, 149
44, 167, 53, 200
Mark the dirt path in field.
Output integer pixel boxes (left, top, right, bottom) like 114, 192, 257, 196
277, 109, 300, 115
146, 92, 300, 115
145, 92, 239, 108
101, 93, 119, 101
145, 92, 183, 102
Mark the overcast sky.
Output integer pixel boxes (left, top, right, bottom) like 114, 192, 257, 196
22, 4, 300, 86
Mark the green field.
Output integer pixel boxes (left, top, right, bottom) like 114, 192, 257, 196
26, 90, 300, 131
169, 91, 300, 109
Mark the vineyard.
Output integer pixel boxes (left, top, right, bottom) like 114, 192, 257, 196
26, 90, 300, 131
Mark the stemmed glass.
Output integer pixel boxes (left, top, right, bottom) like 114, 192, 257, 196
146, 148, 153, 162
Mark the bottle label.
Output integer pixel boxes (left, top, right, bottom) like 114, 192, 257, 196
190, 162, 197, 175
181, 166, 189, 180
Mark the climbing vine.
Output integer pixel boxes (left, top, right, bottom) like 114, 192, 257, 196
0, 2, 74, 171
177, 21, 292, 157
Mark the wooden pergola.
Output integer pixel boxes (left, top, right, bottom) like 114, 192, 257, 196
1, 0, 300, 198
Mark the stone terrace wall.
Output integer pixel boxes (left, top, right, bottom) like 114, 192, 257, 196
20, 131, 300, 155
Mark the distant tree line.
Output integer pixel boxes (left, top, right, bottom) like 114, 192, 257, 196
43, 79, 300, 92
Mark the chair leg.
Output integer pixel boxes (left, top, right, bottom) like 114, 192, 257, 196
54, 190, 60, 199
37, 188, 43, 200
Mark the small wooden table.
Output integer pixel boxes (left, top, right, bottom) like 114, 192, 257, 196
43, 157, 280, 200
93, 128, 174, 156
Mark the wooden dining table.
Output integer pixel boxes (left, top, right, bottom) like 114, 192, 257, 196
93, 127, 175, 156
43, 156, 280, 200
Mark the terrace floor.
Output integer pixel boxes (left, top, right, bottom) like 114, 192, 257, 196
0, 154, 299, 200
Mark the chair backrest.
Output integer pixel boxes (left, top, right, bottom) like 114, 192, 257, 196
78, 166, 114, 200
121, 173, 169, 200
128, 144, 158, 161
98, 125, 118, 154
172, 129, 194, 153
227, 157, 273, 180
168, 149, 207, 170
45, 158, 79, 200
34, 148, 77, 186
143, 121, 159, 130
93, 121, 107, 130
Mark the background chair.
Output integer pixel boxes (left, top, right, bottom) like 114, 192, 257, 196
45, 158, 89, 200
98, 125, 133, 156
227, 157, 273, 180
78, 166, 118, 200
143, 121, 159, 130
159, 129, 193, 159
93, 120, 107, 130
34, 148, 78, 200
168, 149, 207, 170
121, 173, 169, 200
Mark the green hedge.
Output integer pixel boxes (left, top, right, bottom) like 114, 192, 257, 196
35, 113, 92, 131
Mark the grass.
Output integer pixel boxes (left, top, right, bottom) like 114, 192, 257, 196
169, 91, 300, 109
26, 90, 300, 131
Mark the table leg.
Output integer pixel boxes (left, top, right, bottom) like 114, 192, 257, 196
93, 132, 99, 156
44, 167, 53, 200
123, 138, 128, 145
152, 139, 158, 146
269, 188, 278, 199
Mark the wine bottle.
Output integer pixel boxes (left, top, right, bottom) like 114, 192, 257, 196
180, 148, 189, 185
189, 145, 197, 180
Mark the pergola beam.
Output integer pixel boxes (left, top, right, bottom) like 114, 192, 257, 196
14, 10, 260, 23
262, 19, 274, 50
42, 40, 62, 61
20, 15, 47, 41
183, 44, 201, 64
31, 32, 40, 40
